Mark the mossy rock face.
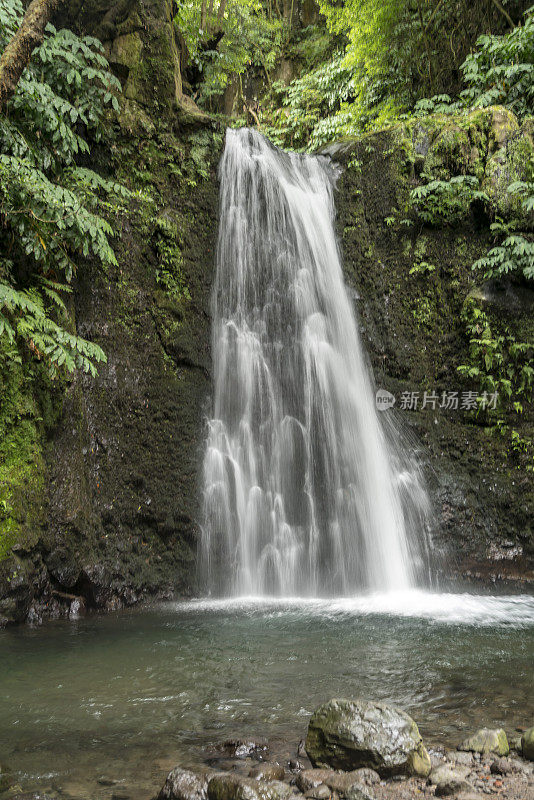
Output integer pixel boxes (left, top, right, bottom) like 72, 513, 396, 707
458, 728, 509, 756
65, 0, 205, 120
0, 24, 223, 622
305, 699, 425, 777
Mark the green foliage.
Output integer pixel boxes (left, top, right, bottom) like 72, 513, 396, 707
177, 0, 283, 109
410, 175, 489, 226
458, 298, 533, 409
415, 5, 534, 118
461, 7, 534, 117
154, 218, 191, 301
0, 0, 124, 375
472, 165, 534, 280
265, 54, 359, 149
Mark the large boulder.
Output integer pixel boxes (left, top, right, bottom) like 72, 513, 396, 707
522, 726, 534, 760
305, 699, 428, 777
458, 728, 509, 756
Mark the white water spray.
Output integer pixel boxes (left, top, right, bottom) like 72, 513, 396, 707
201, 129, 430, 596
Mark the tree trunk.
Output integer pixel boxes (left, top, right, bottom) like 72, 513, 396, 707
0, 0, 64, 112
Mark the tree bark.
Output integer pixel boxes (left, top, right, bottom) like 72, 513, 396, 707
0, 0, 64, 113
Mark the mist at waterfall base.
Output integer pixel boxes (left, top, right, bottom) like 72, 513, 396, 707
201, 127, 432, 598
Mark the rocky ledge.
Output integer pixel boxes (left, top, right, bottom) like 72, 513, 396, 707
154, 699, 534, 800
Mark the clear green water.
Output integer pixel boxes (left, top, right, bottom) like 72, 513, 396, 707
1, 593, 533, 800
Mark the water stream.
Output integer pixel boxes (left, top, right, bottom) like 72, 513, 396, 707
201, 129, 430, 596
1, 598, 533, 799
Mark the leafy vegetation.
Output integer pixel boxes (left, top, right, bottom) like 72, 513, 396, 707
177, 0, 284, 113
458, 298, 533, 413
410, 176, 489, 226
0, 0, 125, 376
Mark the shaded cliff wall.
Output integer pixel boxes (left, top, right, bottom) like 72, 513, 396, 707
0, 0, 222, 625
332, 108, 533, 588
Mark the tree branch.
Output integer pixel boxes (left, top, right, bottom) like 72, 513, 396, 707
0, 0, 64, 113
490, 0, 514, 29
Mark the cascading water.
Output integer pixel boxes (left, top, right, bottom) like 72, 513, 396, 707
201, 128, 430, 597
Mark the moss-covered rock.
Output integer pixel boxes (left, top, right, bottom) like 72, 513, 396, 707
305, 699, 426, 777
458, 728, 509, 756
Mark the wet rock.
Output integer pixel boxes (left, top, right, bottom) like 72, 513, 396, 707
288, 760, 305, 773
158, 767, 209, 800
98, 777, 118, 786
219, 739, 269, 759
249, 765, 285, 782
458, 729, 509, 757
305, 698, 426, 777
522, 726, 534, 760
207, 774, 293, 800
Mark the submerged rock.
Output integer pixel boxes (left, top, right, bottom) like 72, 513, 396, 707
218, 739, 269, 759
305, 699, 427, 777
158, 768, 209, 800
458, 728, 509, 756
249, 765, 285, 782
522, 726, 534, 760
0, 763, 12, 793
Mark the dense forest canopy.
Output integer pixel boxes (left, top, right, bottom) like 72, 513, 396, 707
178, 0, 533, 147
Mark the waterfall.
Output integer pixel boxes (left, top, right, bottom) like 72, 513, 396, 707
200, 128, 430, 597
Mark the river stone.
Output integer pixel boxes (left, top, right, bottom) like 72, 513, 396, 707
343, 788, 375, 800
304, 785, 330, 800
296, 768, 374, 794
407, 745, 431, 777
490, 757, 522, 775
429, 764, 473, 797
249, 765, 285, 782
458, 728, 509, 756
158, 768, 208, 800
207, 775, 293, 800
521, 726, 534, 760
305, 699, 426, 777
